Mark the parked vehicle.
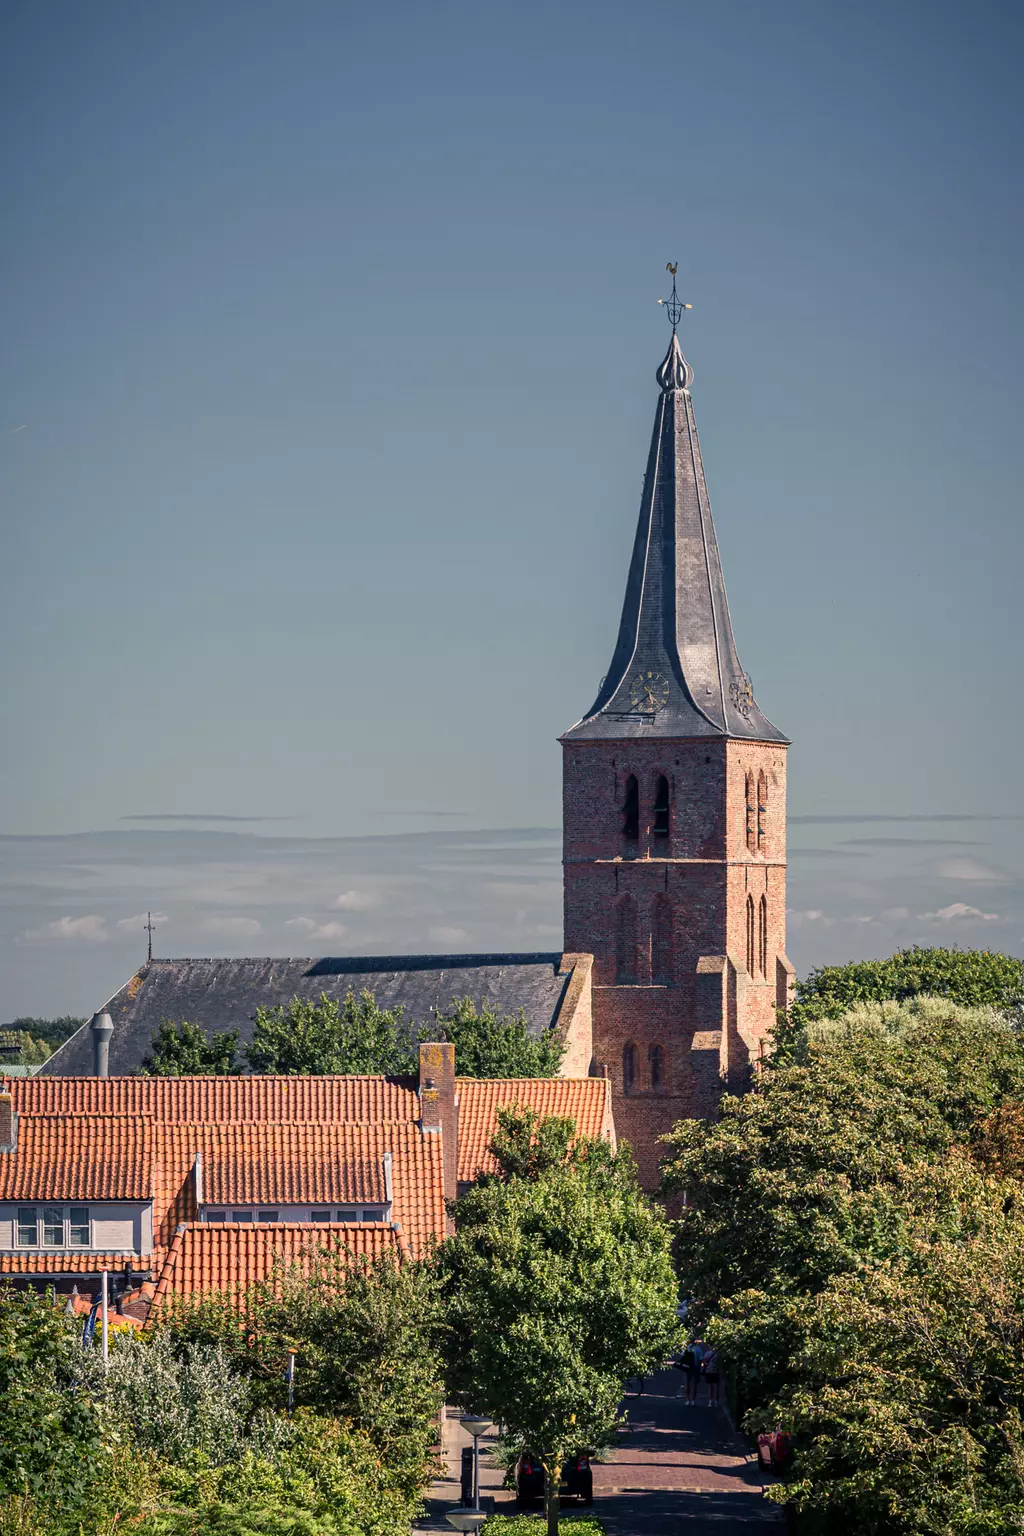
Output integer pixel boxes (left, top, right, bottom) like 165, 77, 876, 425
515, 1452, 593, 1507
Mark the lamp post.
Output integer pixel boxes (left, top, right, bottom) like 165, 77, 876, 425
444, 1512, 487, 1533
459, 1416, 491, 1511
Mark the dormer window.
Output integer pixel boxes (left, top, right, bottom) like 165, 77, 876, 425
653, 776, 670, 841
622, 775, 639, 841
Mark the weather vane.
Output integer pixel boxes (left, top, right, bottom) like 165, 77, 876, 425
657, 262, 692, 332
144, 911, 155, 964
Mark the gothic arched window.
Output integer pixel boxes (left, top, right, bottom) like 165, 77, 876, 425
653, 775, 670, 843
745, 772, 756, 854
615, 895, 638, 983
622, 775, 639, 842
651, 893, 673, 984
758, 894, 768, 978
746, 894, 756, 977
757, 771, 768, 854
623, 1042, 638, 1095
648, 1043, 665, 1092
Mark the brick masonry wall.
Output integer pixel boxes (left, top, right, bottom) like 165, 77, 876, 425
562, 735, 788, 1186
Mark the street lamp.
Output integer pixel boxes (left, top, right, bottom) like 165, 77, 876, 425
459, 1416, 492, 1511
445, 1512, 487, 1533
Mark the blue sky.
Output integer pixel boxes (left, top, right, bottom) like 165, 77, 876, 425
2, 0, 1022, 1016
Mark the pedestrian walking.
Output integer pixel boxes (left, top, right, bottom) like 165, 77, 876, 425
687, 1339, 706, 1404
702, 1346, 721, 1406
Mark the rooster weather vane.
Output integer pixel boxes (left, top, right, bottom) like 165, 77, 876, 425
657, 262, 692, 332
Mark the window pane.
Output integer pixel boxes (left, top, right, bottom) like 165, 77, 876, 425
257, 1210, 278, 1223
230, 1211, 253, 1223
206, 1210, 227, 1223
311, 1210, 331, 1222
17, 1208, 37, 1246
43, 1207, 64, 1247
337, 1208, 358, 1221
68, 1208, 90, 1247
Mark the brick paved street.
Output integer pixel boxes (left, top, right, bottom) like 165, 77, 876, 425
415, 1371, 784, 1533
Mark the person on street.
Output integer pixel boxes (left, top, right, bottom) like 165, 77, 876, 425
702, 1346, 721, 1406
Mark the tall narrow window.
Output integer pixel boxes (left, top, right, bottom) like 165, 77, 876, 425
757, 772, 768, 853
648, 1044, 665, 1092
651, 893, 673, 983
68, 1208, 90, 1248
615, 895, 638, 982
745, 772, 756, 853
758, 895, 768, 978
622, 775, 639, 842
42, 1207, 64, 1248
746, 895, 756, 977
623, 1042, 638, 1094
653, 775, 670, 842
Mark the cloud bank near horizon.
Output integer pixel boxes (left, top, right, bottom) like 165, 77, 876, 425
1, 819, 1021, 1019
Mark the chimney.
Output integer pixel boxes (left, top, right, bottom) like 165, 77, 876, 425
418, 1041, 457, 1219
0, 1091, 17, 1152
90, 1011, 114, 1077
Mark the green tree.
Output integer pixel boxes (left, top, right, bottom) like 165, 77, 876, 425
783, 945, 1024, 1043
6, 1016, 86, 1049
246, 992, 418, 1075
141, 1018, 240, 1075
0, 1285, 101, 1511
434, 997, 563, 1078
661, 997, 1024, 1532
245, 989, 564, 1078
439, 1113, 678, 1535
155, 1249, 444, 1501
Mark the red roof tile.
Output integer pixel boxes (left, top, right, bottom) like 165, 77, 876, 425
150, 1222, 406, 1311
0, 1251, 150, 1276
0, 1115, 154, 1201
5, 1075, 419, 1123
455, 1077, 613, 1180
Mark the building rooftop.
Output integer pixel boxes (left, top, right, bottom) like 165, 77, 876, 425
42, 954, 572, 1077
563, 330, 787, 744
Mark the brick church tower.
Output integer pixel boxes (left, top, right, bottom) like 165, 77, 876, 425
561, 309, 794, 1185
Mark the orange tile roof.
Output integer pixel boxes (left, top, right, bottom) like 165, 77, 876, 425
5, 1075, 419, 1124
148, 1120, 444, 1258
150, 1222, 406, 1311
0, 1115, 154, 1201
455, 1076, 613, 1180
0, 1252, 149, 1276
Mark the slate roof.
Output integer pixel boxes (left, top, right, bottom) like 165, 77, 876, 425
563, 331, 787, 744
42, 954, 571, 1078
150, 1222, 407, 1312
456, 1077, 614, 1181
0, 1115, 154, 1202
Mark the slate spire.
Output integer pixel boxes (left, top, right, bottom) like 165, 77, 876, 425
563, 326, 786, 743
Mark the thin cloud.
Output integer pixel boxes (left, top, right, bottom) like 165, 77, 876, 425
838, 837, 984, 847
285, 917, 348, 943
430, 926, 469, 944
19, 914, 108, 944
121, 814, 290, 823
334, 890, 381, 911
376, 811, 469, 819
931, 857, 1010, 883
791, 814, 1021, 825
115, 912, 169, 933
202, 916, 262, 938
918, 903, 1000, 923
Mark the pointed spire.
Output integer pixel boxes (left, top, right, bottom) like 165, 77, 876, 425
563, 313, 786, 744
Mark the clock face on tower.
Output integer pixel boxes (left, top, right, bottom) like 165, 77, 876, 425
629, 670, 670, 713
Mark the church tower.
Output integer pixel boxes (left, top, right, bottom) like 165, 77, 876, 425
561, 296, 793, 1185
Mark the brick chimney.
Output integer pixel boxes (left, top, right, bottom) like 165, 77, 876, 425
418, 1041, 457, 1219
0, 1091, 17, 1153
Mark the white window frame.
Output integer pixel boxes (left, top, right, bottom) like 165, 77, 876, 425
16, 1205, 92, 1250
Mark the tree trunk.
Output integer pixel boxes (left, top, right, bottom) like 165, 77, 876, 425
543, 1458, 560, 1536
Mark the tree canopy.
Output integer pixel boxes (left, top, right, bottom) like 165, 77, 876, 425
662, 995, 1024, 1533
141, 1017, 241, 1075
785, 945, 1024, 1035
142, 989, 565, 1077
439, 1108, 678, 1534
